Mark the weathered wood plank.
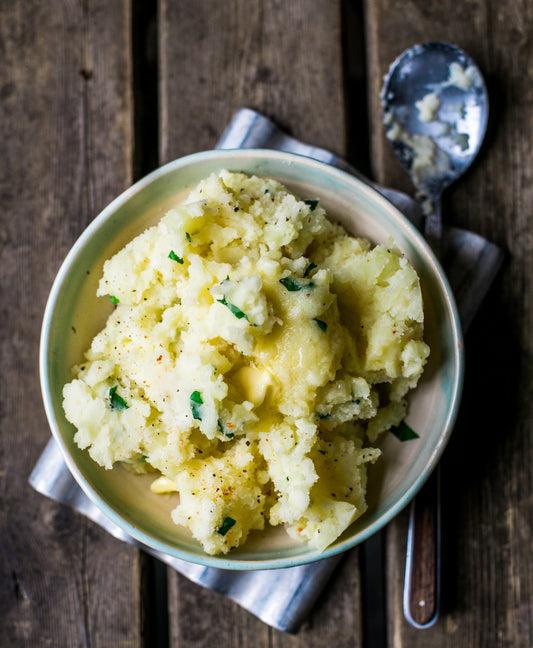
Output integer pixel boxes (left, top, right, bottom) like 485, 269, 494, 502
158, 1, 363, 645
168, 551, 363, 648
274, 550, 363, 648
0, 1, 141, 645
159, 0, 345, 164
366, 1, 533, 646
168, 576, 271, 648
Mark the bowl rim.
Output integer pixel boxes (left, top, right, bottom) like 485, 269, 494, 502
40, 148, 464, 570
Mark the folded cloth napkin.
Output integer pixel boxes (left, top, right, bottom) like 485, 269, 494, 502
30, 108, 504, 633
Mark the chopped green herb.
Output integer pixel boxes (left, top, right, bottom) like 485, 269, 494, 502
390, 420, 419, 442
217, 516, 236, 536
109, 385, 129, 411
190, 391, 203, 420
304, 199, 319, 211
140, 455, 148, 463
217, 297, 248, 320
191, 405, 202, 420
280, 276, 304, 291
168, 250, 184, 264
304, 262, 317, 277
314, 318, 327, 332
110, 295, 119, 305
185, 232, 192, 242
318, 449, 327, 455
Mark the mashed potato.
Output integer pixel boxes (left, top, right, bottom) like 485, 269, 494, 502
63, 170, 429, 554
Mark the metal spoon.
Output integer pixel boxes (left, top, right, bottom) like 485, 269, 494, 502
382, 41, 489, 256
381, 42, 489, 628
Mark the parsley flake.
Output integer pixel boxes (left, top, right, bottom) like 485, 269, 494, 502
391, 420, 419, 442
218, 297, 248, 320
304, 262, 317, 277
110, 295, 119, 305
190, 391, 203, 420
190, 391, 203, 404
314, 318, 327, 332
280, 276, 304, 291
304, 199, 319, 211
109, 385, 129, 411
168, 250, 184, 264
217, 516, 236, 536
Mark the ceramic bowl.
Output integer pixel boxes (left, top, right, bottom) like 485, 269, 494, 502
40, 149, 463, 569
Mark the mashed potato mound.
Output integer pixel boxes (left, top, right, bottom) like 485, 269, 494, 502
63, 170, 429, 554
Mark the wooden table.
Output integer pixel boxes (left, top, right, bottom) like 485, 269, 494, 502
3, 1, 532, 646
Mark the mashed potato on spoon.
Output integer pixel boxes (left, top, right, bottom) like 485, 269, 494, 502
63, 170, 429, 555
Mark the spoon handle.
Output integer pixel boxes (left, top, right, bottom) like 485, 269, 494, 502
403, 465, 440, 627
402, 195, 442, 628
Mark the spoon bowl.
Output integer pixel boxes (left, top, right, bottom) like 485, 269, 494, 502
382, 42, 489, 246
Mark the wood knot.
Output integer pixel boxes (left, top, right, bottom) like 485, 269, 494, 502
79, 69, 93, 81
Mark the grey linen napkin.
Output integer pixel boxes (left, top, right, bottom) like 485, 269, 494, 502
30, 108, 503, 633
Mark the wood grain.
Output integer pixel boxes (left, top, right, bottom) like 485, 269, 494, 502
366, 0, 533, 645
158, 0, 345, 164
0, 1, 141, 645
290, 550, 364, 648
